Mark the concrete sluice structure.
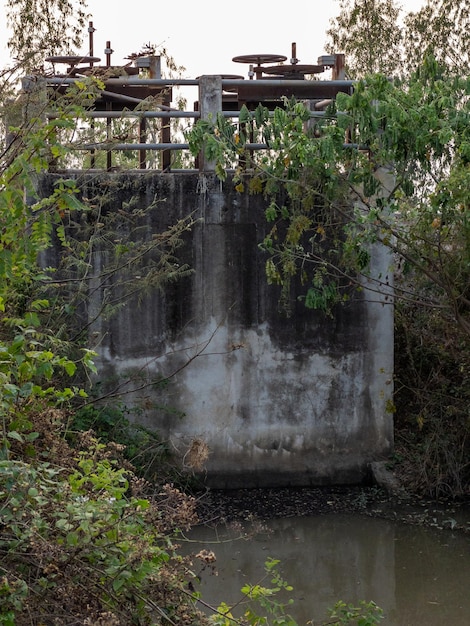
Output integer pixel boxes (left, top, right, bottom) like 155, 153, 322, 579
39, 170, 394, 488
21, 43, 394, 487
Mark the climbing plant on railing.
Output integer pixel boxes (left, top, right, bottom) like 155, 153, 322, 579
188, 57, 470, 496
188, 58, 470, 333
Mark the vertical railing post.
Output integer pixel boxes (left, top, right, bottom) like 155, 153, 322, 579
198, 75, 222, 173
136, 56, 163, 169
332, 54, 346, 80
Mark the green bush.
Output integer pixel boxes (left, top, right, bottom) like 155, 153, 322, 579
0, 448, 206, 625
69, 403, 176, 482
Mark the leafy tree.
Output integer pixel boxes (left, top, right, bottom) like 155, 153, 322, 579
325, 0, 404, 78
325, 0, 470, 79
5, 0, 89, 69
1, 0, 89, 138
403, 0, 470, 74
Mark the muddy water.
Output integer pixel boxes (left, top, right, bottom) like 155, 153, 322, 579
184, 514, 470, 625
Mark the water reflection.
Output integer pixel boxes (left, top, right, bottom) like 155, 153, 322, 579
184, 514, 470, 625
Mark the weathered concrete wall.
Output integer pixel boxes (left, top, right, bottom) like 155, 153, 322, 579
41, 171, 394, 488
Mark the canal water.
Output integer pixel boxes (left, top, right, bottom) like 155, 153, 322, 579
184, 513, 470, 625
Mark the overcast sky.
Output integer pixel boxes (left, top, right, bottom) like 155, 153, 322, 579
77, 0, 350, 76
1, 0, 426, 78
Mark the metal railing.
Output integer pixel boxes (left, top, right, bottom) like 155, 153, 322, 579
27, 74, 355, 172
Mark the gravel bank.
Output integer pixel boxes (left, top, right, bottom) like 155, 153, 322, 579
195, 485, 470, 534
